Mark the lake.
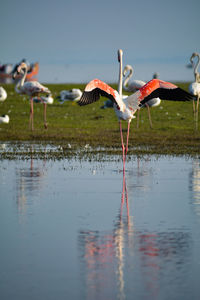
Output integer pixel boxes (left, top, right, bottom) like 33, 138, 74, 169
0, 154, 200, 300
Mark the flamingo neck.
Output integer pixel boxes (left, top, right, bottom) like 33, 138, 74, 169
123, 67, 133, 91
118, 50, 123, 99
193, 54, 200, 82
15, 67, 27, 93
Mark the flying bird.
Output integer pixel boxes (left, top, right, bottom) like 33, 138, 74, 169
13, 62, 51, 130
123, 64, 161, 128
0, 87, 7, 102
189, 52, 200, 120
78, 49, 194, 169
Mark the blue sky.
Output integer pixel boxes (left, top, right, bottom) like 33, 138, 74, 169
1, 0, 200, 83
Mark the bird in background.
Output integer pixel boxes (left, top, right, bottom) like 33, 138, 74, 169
12, 62, 51, 130
33, 94, 54, 105
123, 64, 161, 128
78, 49, 194, 170
189, 52, 200, 122
0, 87, 7, 102
100, 94, 128, 109
57, 88, 82, 103
0, 114, 9, 124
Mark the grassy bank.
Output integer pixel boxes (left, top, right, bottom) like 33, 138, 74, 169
0, 82, 200, 156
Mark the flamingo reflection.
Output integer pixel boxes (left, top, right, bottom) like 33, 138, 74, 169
79, 172, 132, 300
189, 159, 200, 216
78, 170, 191, 300
16, 152, 47, 215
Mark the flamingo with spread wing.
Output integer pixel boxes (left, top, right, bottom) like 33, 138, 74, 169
78, 49, 194, 169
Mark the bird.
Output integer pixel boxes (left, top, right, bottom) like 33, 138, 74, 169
0, 87, 7, 102
123, 64, 146, 92
57, 88, 82, 103
123, 64, 161, 128
12, 62, 51, 130
188, 52, 200, 120
78, 49, 195, 170
0, 114, 9, 124
100, 94, 128, 109
33, 94, 54, 104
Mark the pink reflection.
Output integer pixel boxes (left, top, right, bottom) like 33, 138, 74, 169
79, 172, 131, 300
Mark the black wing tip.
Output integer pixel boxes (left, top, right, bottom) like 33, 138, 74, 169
176, 88, 196, 101
77, 90, 100, 106
77, 97, 84, 106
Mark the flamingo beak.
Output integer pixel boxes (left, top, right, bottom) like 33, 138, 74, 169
118, 52, 120, 62
117, 49, 123, 62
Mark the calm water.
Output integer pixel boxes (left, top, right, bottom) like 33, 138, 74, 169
0, 155, 200, 300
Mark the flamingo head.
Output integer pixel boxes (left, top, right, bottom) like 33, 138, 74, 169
190, 52, 199, 64
12, 62, 28, 79
123, 64, 133, 77
118, 49, 123, 63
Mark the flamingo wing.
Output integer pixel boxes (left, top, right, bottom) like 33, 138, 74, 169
127, 79, 195, 109
78, 79, 123, 110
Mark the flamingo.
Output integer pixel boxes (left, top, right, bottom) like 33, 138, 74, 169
123, 64, 161, 128
0, 87, 7, 102
189, 52, 200, 120
12, 62, 51, 130
0, 114, 9, 124
78, 49, 195, 169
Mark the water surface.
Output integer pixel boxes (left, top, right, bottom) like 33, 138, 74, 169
0, 156, 200, 300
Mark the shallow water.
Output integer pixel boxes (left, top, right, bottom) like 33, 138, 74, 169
0, 155, 200, 300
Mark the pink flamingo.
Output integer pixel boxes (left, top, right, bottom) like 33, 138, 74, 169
78, 49, 195, 170
13, 62, 51, 130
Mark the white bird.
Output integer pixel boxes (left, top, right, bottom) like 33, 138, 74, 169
123, 64, 161, 128
189, 52, 200, 119
33, 94, 54, 104
0, 87, 7, 102
100, 94, 128, 109
58, 88, 82, 103
13, 62, 51, 130
78, 49, 194, 169
123, 65, 146, 92
0, 114, 9, 124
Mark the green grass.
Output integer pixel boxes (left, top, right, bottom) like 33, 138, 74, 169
0, 82, 200, 157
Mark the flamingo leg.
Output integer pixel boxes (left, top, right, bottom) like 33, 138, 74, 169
146, 103, 153, 128
119, 121, 125, 170
195, 95, 199, 130
137, 110, 140, 128
29, 98, 34, 131
193, 100, 196, 118
43, 103, 47, 129
196, 95, 199, 118
125, 121, 130, 161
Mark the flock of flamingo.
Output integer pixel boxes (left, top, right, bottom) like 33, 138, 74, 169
0, 49, 199, 168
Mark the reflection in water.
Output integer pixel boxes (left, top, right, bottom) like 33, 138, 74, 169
1, 155, 198, 299
16, 158, 46, 215
138, 231, 191, 299
189, 159, 200, 216
79, 170, 191, 300
79, 173, 131, 300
